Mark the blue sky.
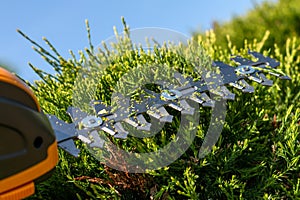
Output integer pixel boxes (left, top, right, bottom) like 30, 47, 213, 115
0, 0, 268, 82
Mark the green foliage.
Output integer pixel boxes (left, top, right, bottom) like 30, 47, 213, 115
197, 0, 300, 53
21, 18, 299, 199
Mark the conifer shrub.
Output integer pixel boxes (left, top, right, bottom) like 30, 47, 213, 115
21, 19, 299, 199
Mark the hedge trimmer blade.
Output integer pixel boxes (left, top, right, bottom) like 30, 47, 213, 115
47, 115, 80, 157
48, 51, 291, 157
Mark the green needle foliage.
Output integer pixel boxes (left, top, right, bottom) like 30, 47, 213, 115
197, 0, 300, 53
21, 18, 299, 199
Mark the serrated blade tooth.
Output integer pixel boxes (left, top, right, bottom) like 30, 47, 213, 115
268, 71, 281, 77
188, 93, 215, 107
210, 86, 235, 100
137, 124, 151, 131
101, 123, 117, 136
147, 110, 161, 119
67, 107, 88, 124
174, 72, 190, 85
47, 114, 81, 156
124, 117, 139, 127
114, 122, 128, 137
106, 113, 117, 120
231, 56, 253, 65
267, 71, 291, 80
209, 89, 223, 97
114, 122, 129, 139
158, 107, 173, 122
54, 130, 76, 144
180, 87, 195, 96
179, 99, 195, 115
248, 73, 263, 83
147, 106, 173, 122
136, 114, 148, 124
123, 115, 151, 131
248, 51, 280, 68
136, 114, 152, 131
77, 127, 90, 136
280, 75, 292, 80
89, 130, 105, 148
239, 79, 255, 93
160, 115, 173, 123
200, 93, 215, 107
167, 102, 183, 111
47, 115, 77, 142
91, 100, 111, 117
114, 132, 128, 139
202, 101, 215, 108
78, 134, 92, 144
259, 73, 273, 86
229, 82, 244, 90
220, 86, 235, 100
58, 139, 80, 157
189, 95, 204, 104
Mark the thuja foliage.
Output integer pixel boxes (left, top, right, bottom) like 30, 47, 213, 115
21, 19, 299, 199
197, 0, 300, 53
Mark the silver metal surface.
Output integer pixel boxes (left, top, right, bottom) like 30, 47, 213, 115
47, 51, 291, 156
235, 65, 256, 75
81, 115, 103, 128
161, 89, 182, 100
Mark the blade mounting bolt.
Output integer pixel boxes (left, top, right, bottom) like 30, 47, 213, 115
81, 116, 103, 128
161, 89, 182, 100
235, 65, 255, 75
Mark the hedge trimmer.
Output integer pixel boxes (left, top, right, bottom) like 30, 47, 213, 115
0, 51, 290, 199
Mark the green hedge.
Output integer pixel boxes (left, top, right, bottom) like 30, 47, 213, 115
200, 0, 300, 53
21, 19, 299, 199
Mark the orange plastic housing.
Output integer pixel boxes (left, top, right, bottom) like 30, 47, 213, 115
0, 67, 58, 200
0, 142, 58, 200
0, 68, 40, 111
